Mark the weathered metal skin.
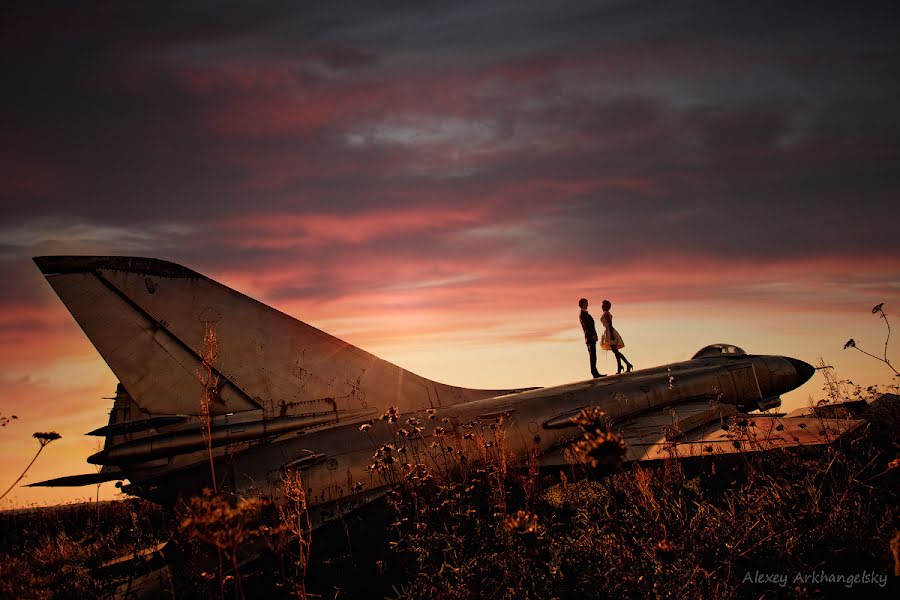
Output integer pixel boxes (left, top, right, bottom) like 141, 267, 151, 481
32, 255, 856, 530
87, 407, 375, 464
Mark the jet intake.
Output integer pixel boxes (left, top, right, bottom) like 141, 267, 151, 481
88, 408, 374, 465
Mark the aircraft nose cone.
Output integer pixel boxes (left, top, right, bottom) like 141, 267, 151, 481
785, 357, 815, 385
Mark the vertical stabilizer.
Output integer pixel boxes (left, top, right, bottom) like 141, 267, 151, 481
34, 256, 515, 418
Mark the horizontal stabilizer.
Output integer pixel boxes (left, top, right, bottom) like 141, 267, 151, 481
26, 470, 125, 487
87, 415, 189, 436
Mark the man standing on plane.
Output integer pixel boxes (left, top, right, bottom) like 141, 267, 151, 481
579, 298, 604, 378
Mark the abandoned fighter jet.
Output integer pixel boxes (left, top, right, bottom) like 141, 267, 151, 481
30, 256, 864, 526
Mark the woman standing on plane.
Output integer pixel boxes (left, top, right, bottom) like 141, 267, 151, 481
600, 299, 633, 374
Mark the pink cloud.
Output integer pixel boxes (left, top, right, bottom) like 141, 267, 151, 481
223, 206, 489, 248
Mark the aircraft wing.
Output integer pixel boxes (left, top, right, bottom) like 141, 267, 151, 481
542, 400, 866, 466
624, 413, 865, 462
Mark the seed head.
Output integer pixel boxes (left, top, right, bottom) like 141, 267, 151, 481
33, 431, 61, 446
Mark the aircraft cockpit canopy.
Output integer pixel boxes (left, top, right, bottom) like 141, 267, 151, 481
692, 343, 747, 359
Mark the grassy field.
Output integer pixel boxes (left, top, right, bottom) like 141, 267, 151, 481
2, 393, 898, 599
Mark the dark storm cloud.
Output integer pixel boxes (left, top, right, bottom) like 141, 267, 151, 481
1, 0, 899, 274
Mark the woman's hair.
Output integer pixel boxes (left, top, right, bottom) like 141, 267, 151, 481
602, 299, 611, 310
578, 298, 588, 308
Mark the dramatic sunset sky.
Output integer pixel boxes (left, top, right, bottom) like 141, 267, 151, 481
2, 2, 899, 507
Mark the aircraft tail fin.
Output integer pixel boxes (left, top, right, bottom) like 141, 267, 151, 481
34, 256, 512, 417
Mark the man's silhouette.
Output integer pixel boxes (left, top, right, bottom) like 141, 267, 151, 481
579, 298, 604, 378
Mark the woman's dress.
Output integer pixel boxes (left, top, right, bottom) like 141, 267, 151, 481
600, 311, 625, 350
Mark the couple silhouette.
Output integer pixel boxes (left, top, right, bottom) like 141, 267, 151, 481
578, 298, 633, 378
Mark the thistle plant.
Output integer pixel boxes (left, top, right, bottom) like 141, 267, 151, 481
0, 431, 61, 502
572, 407, 627, 475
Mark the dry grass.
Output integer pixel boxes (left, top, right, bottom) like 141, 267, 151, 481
2, 393, 898, 599
359, 394, 900, 599
0, 498, 168, 599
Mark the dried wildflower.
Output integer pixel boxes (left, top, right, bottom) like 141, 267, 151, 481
654, 539, 676, 564
844, 339, 856, 349
575, 406, 610, 435
887, 458, 900, 471
434, 426, 445, 435
33, 431, 61, 445
572, 408, 626, 472
873, 302, 885, 314
441, 417, 451, 424
504, 510, 540, 537
0, 431, 63, 502
463, 432, 474, 440
398, 428, 410, 437
574, 432, 627, 470
359, 423, 372, 432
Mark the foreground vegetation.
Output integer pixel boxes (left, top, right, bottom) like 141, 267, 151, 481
2, 390, 898, 599
0, 498, 168, 598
